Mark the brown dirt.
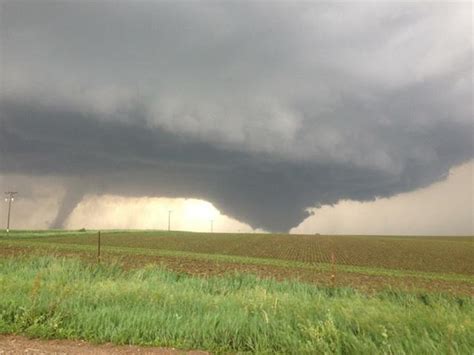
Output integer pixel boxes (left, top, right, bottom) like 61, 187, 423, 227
122, 253, 474, 295
0, 335, 208, 354
2, 244, 473, 295
33, 232, 474, 275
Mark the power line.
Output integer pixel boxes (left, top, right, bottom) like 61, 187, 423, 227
4, 192, 17, 233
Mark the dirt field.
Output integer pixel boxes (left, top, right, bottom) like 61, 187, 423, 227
17, 231, 473, 275
0, 244, 473, 295
0, 335, 207, 354
1, 231, 473, 295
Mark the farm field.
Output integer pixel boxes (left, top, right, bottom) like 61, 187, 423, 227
0, 230, 473, 295
1, 231, 473, 353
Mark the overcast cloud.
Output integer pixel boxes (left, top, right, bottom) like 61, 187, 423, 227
0, 1, 472, 232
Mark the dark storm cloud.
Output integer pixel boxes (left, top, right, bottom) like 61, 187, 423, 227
0, 1, 472, 231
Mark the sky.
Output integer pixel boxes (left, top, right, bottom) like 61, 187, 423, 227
0, 1, 472, 234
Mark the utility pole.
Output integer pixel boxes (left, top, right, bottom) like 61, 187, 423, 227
4, 192, 17, 233
210, 219, 214, 233
168, 210, 172, 231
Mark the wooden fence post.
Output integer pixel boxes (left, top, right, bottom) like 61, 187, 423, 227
97, 230, 101, 264
330, 252, 336, 287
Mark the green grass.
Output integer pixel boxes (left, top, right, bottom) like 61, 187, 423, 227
0, 256, 473, 353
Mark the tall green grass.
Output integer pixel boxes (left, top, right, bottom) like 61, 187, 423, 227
0, 256, 472, 353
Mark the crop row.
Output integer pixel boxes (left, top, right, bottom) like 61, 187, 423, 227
21, 231, 474, 275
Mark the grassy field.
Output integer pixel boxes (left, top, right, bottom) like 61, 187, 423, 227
1, 256, 473, 353
1, 231, 473, 353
